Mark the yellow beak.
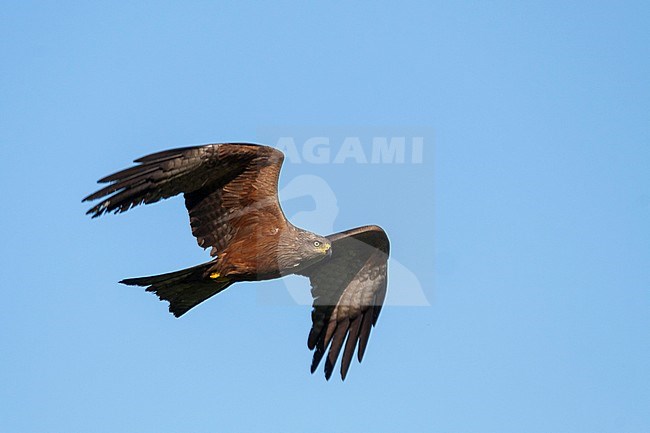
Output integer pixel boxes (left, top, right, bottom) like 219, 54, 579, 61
319, 243, 332, 256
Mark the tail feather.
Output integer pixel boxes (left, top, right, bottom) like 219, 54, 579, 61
121, 262, 232, 317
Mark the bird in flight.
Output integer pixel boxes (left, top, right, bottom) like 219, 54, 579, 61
83, 143, 389, 380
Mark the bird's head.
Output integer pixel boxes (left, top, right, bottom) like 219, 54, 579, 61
310, 237, 333, 258
277, 229, 331, 274
296, 231, 331, 260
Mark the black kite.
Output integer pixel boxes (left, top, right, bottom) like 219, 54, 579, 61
84, 143, 389, 380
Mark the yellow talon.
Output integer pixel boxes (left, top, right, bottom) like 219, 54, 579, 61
209, 272, 221, 279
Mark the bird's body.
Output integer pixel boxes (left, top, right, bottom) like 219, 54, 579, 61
84, 142, 389, 380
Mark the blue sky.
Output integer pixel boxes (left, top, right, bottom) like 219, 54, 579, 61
1, 1, 649, 432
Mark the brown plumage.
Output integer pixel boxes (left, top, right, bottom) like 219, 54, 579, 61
83, 142, 390, 380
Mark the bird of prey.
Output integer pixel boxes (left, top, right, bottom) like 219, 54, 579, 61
83, 143, 389, 380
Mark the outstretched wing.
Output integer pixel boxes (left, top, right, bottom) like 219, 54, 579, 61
83, 143, 287, 256
299, 225, 390, 380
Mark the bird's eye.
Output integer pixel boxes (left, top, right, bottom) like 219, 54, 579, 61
313, 241, 321, 247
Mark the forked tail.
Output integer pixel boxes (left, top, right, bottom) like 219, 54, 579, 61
121, 262, 232, 317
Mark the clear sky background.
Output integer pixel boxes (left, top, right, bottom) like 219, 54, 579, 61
1, 2, 649, 432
